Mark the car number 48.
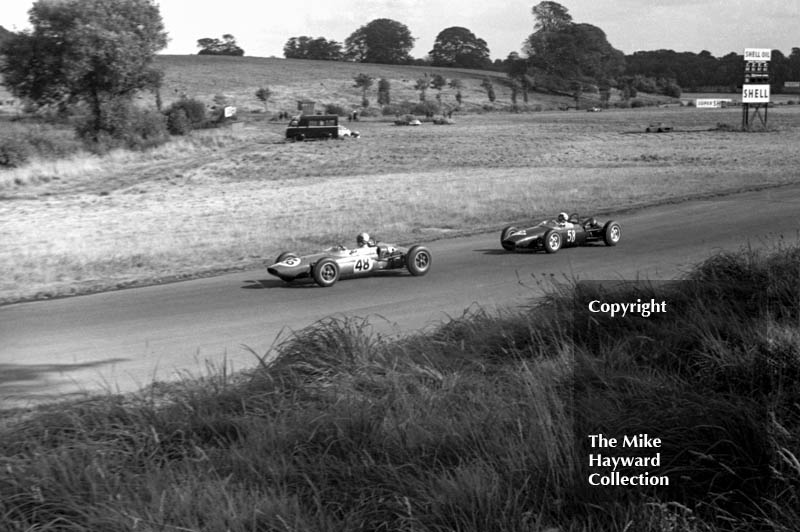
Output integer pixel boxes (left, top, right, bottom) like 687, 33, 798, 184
566, 229, 576, 243
354, 259, 372, 271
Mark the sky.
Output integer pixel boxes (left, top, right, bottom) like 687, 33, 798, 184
2, 0, 798, 60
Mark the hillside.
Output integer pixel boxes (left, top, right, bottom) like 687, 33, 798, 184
152, 55, 673, 115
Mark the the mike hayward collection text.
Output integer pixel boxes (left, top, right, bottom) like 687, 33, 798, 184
587, 433, 670, 487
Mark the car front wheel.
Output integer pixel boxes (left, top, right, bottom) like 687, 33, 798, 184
543, 230, 562, 253
313, 258, 340, 287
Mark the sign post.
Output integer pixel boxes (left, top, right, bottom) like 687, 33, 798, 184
742, 48, 771, 130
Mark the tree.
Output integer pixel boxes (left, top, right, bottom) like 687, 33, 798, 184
429, 26, 491, 69
255, 86, 273, 113
377, 78, 391, 105
345, 18, 415, 64
480, 77, 496, 102
283, 36, 343, 60
448, 78, 464, 105
0, 25, 13, 46
414, 75, 429, 101
531, 1, 572, 31
353, 73, 374, 107
197, 34, 244, 56
524, 3, 624, 92
0, 0, 167, 132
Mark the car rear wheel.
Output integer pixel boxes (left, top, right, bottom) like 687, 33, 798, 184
406, 245, 432, 276
313, 258, 339, 287
500, 225, 518, 251
294, 134, 305, 142
543, 230, 562, 253
602, 221, 621, 246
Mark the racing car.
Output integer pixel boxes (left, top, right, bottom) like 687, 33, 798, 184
500, 213, 621, 253
266, 239, 432, 287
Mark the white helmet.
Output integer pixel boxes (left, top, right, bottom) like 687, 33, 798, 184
357, 232, 370, 246
557, 212, 569, 223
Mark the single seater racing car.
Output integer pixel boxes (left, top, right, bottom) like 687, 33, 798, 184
500, 213, 621, 253
267, 240, 432, 287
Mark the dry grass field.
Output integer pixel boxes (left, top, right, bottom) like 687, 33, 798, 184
151, 55, 675, 114
2, 105, 800, 304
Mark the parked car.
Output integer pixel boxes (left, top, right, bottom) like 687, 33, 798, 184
394, 115, 422, 126
646, 122, 673, 132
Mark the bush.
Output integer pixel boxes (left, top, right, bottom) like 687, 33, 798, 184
164, 98, 207, 133
0, 136, 32, 168
411, 100, 439, 116
381, 101, 416, 116
630, 99, 647, 108
324, 103, 348, 116
76, 99, 169, 153
166, 108, 191, 135
0, 123, 84, 168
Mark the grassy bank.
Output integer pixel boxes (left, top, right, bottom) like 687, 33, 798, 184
2, 108, 800, 304
2, 242, 798, 531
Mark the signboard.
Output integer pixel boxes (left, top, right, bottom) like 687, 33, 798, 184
744, 48, 771, 61
224, 106, 237, 118
742, 84, 770, 103
785, 81, 800, 88
696, 98, 732, 108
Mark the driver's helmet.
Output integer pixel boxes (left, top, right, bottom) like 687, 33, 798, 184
357, 232, 371, 247
557, 212, 569, 223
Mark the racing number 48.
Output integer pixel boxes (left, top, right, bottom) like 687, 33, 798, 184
355, 259, 371, 271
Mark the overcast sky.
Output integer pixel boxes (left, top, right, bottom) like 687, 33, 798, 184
3, 0, 798, 60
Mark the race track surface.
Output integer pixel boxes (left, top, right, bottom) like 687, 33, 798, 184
2, 185, 800, 406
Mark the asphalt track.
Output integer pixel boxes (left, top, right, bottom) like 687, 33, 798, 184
2, 185, 800, 407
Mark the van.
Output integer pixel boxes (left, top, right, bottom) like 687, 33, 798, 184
286, 114, 341, 141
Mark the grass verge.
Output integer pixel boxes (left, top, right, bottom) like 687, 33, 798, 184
1, 241, 798, 531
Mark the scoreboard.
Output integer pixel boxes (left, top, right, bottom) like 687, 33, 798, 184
742, 48, 770, 103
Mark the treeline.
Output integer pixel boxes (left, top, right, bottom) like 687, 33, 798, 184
624, 48, 800, 93
278, 2, 800, 97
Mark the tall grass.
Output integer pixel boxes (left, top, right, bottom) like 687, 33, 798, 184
2, 242, 799, 531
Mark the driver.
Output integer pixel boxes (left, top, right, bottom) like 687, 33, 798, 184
356, 232, 373, 247
557, 212, 575, 229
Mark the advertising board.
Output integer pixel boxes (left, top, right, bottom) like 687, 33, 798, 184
744, 48, 772, 61
742, 84, 770, 103
696, 99, 732, 108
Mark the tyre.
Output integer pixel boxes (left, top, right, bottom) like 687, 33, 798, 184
295, 134, 305, 142
500, 225, 518, 251
602, 221, 621, 246
275, 251, 298, 264
405, 245, 432, 276
312, 258, 339, 287
543, 229, 562, 253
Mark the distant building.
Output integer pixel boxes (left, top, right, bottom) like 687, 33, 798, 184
297, 100, 316, 115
